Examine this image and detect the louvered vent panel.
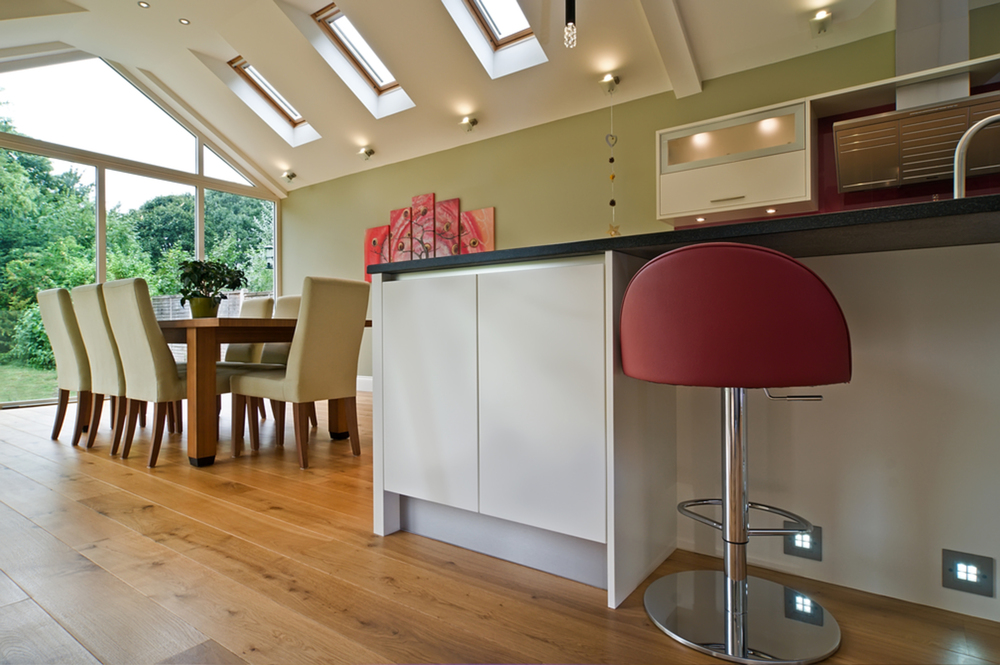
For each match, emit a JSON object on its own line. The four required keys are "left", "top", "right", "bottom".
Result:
{"left": 834, "top": 120, "right": 900, "bottom": 191}
{"left": 966, "top": 100, "right": 1000, "bottom": 176}
{"left": 899, "top": 108, "right": 968, "bottom": 183}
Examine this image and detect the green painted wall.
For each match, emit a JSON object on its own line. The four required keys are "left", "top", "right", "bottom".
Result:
{"left": 971, "top": 2, "right": 1000, "bottom": 59}
{"left": 282, "top": 33, "right": 896, "bottom": 376}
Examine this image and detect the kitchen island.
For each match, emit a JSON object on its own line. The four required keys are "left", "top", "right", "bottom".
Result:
{"left": 369, "top": 194, "right": 1000, "bottom": 612}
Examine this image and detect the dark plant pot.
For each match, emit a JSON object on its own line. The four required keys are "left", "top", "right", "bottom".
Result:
{"left": 189, "top": 297, "right": 219, "bottom": 318}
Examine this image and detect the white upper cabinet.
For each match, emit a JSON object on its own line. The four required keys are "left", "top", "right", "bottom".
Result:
{"left": 657, "top": 102, "right": 818, "bottom": 226}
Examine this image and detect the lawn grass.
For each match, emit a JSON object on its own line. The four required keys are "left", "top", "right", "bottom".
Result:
{"left": 0, "top": 363, "right": 59, "bottom": 403}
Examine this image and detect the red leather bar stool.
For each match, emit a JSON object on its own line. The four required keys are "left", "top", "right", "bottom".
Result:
{"left": 620, "top": 242, "right": 851, "bottom": 665}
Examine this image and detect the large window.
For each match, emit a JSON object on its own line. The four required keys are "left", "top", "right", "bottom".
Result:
{"left": 0, "top": 55, "right": 277, "bottom": 405}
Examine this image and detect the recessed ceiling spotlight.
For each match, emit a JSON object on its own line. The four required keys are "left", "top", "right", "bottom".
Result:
{"left": 696, "top": 217, "right": 706, "bottom": 223}
{"left": 359, "top": 147, "right": 375, "bottom": 160}
{"left": 766, "top": 208, "right": 777, "bottom": 214}
{"left": 814, "top": 9, "right": 830, "bottom": 20}
{"left": 179, "top": 17, "right": 190, "bottom": 25}
{"left": 138, "top": 1, "right": 150, "bottom": 7}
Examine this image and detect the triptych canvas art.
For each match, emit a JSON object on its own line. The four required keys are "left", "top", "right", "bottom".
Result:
{"left": 364, "top": 193, "right": 495, "bottom": 282}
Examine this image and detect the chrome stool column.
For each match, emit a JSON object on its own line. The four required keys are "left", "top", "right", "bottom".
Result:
{"left": 619, "top": 242, "right": 852, "bottom": 665}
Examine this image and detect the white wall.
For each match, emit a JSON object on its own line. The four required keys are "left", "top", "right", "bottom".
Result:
{"left": 676, "top": 242, "right": 1000, "bottom": 621}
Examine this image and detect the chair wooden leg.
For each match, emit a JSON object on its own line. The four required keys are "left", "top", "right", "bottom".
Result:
{"left": 344, "top": 396, "right": 361, "bottom": 456}
{"left": 166, "top": 400, "right": 176, "bottom": 434}
{"left": 109, "top": 395, "right": 116, "bottom": 423}
{"left": 72, "top": 390, "right": 92, "bottom": 447}
{"left": 292, "top": 403, "right": 309, "bottom": 469}
{"left": 111, "top": 396, "right": 127, "bottom": 454}
{"left": 86, "top": 393, "right": 104, "bottom": 449}
{"left": 121, "top": 399, "right": 141, "bottom": 459}
{"left": 257, "top": 399, "right": 267, "bottom": 420}
{"left": 232, "top": 393, "right": 246, "bottom": 457}
{"left": 270, "top": 400, "right": 285, "bottom": 448}
{"left": 307, "top": 402, "right": 317, "bottom": 428}
{"left": 147, "top": 402, "right": 168, "bottom": 468}
{"left": 248, "top": 397, "right": 261, "bottom": 451}
{"left": 137, "top": 401, "right": 146, "bottom": 428}
{"left": 51, "top": 389, "right": 70, "bottom": 440}
{"left": 175, "top": 400, "right": 183, "bottom": 433}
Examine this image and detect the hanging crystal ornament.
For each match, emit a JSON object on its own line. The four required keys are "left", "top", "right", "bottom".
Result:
{"left": 606, "top": 78, "right": 618, "bottom": 231}
{"left": 564, "top": 0, "right": 577, "bottom": 48}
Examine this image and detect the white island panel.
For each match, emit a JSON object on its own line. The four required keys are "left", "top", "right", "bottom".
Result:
{"left": 382, "top": 273, "right": 479, "bottom": 512}
{"left": 478, "top": 262, "right": 607, "bottom": 543}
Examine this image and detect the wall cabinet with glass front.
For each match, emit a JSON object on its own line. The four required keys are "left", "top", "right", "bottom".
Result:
{"left": 657, "top": 102, "right": 818, "bottom": 226}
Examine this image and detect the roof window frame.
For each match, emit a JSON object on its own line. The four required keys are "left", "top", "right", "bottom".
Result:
{"left": 228, "top": 56, "right": 306, "bottom": 127}
{"left": 312, "top": 3, "right": 399, "bottom": 95}
{"left": 463, "top": 0, "right": 533, "bottom": 50}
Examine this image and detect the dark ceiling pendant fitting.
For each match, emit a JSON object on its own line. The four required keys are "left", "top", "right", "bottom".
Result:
{"left": 564, "top": 0, "right": 576, "bottom": 48}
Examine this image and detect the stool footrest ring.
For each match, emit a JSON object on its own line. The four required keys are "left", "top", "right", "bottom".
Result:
{"left": 678, "top": 499, "right": 814, "bottom": 537}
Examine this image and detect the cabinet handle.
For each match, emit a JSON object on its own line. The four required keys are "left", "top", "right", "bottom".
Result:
{"left": 710, "top": 195, "right": 746, "bottom": 203}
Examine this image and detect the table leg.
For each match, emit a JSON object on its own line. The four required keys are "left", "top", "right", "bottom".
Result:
{"left": 329, "top": 398, "right": 349, "bottom": 440}
{"left": 187, "top": 326, "right": 219, "bottom": 466}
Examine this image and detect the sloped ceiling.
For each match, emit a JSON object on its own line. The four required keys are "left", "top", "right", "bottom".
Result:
{"left": 0, "top": 0, "right": 912, "bottom": 196}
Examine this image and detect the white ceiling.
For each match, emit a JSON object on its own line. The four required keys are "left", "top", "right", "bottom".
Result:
{"left": 0, "top": 0, "right": 919, "bottom": 197}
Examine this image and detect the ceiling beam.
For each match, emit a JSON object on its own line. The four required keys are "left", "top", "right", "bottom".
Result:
{"left": 639, "top": 0, "right": 701, "bottom": 98}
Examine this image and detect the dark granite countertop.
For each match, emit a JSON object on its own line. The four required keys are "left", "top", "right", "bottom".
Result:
{"left": 369, "top": 194, "right": 1000, "bottom": 275}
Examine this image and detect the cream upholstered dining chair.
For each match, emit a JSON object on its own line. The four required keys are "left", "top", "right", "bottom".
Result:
{"left": 37, "top": 288, "right": 92, "bottom": 446}
{"left": 232, "top": 294, "right": 315, "bottom": 449}
{"left": 224, "top": 296, "right": 274, "bottom": 364}
{"left": 71, "top": 283, "right": 128, "bottom": 451}
{"left": 231, "top": 277, "right": 369, "bottom": 468}
{"left": 103, "top": 278, "right": 246, "bottom": 467}
{"left": 223, "top": 295, "right": 273, "bottom": 422}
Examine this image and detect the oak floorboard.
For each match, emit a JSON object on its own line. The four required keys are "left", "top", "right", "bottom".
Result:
{"left": 157, "top": 639, "right": 249, "bottom": 665}
{"left": 0, "top": 598, "right": 101, "bottom": 665}
{"left": 0, "top": 501, "right": 208, "bottom": 665}
{"left": 0, "top": 570, "right": 26, "bottom": 607}
{"left": 79, "top": 531, "right": 388, "bottom": 665}
{"left": 80, "top": 491, "right": 545, "bottom": 664}
{"left": 0, "top": 394, "right": 998, "bottom": 664}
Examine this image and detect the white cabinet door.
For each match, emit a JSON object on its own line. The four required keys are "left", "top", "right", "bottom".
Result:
{"left": 383, "top": 274, "right": 479, "bottom": 512}
{"left": 478, "top": 262, "right": 607, "bottom": 543}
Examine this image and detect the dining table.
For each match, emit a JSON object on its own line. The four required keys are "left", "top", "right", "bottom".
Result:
{"left": 159, "top": 316, "right": 373, "bottom": 467}
{"left": 159, "top": 317, "right": 296, "bottom": 466}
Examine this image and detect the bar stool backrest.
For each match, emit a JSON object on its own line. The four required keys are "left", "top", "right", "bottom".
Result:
{"left": 620, "top": 242, "right": 852, "bottom": 389}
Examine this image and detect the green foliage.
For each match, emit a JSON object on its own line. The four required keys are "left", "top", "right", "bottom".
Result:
{"left": 177, "top": 259, "right": 246, "bottom": 305}
{"left": 132, "top": 194, "right": 194, "bottom": 264}
{"left": 5, "top": 304, "right": 54, "bottom": 370}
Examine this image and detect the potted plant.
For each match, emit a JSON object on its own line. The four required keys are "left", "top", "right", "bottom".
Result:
{"left": 178, "top": 259, "right": 246, "bottom": 318}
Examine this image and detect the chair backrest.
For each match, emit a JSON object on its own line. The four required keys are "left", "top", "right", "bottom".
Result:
{"left": 72, "top": 283, "right": 126, "bottom": 397}
{"left": 103, "top": 278, "right": 185, "bottom": 403}
{"left": 620, "top": 242, "right": 852, "bottom": 388}
{"left": 37, "top": 288, "right": 91, "bottom": 393}
{"left": 224, "top": 295, "right": 274, "bottom": 363}
{"left": 284, "top": 277, "right": 369, "bottom": 403}
{"left": 259, "top": 295, "right": 301, "bottom": 365}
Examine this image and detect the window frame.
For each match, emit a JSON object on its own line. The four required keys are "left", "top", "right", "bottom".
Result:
{"left": 228, "top": 56, "right": 306, "bottom": 127}
{"left": 463, "top": 0, "right": 533, "bottom": 50}
{"left": 312, "top": 3, "right": 400, "bottom": 95}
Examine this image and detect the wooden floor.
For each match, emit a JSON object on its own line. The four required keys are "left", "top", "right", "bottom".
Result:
{"left": 0, "top": 395, "right": 997, "bottom": 665}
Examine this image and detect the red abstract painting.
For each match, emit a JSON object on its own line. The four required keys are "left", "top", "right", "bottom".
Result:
{"left": 434, "top": 198, "right": 460, "bottom": 257}
{"left": 459, "top": 207, "right": 495, "bottom": 254}
{"left": 411, "top": 193, "right": 435, "bottom": 260}
{"left": 389, "top": 207, "right": 412, "bottom": 263}
{"left": 363, "top": 225, "right": 389, "bottom": 283}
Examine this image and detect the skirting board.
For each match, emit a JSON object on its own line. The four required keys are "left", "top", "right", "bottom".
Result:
{"left": 357, "top": 375, "right": 372, "bottom": 392}
{"left": 400, "top": 496, "right": 608, "bottom": 589}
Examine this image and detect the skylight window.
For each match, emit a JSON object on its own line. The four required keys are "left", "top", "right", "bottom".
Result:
{"left": 467, "top": 0, "right": 532, "bottom": 49}
{"left": 313, "top": 4, "right": 397, "bottom": 93}
{"left": 228, "top": 56, "right": 305, "bottom": 127}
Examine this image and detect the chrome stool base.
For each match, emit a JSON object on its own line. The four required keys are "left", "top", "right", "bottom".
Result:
{"left": 645, "top": 571, "right": 841, "bottom": 665}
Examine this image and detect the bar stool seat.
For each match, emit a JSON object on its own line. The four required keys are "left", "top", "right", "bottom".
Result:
{"left": 620, "top": 242, "right": 852, "bottom": 665}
